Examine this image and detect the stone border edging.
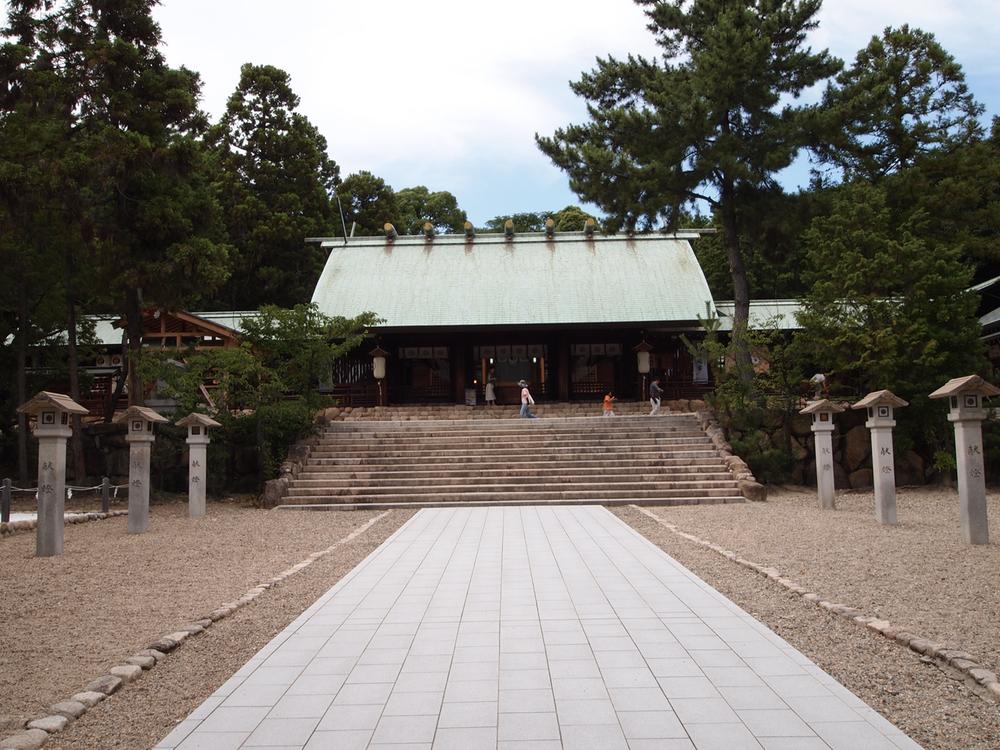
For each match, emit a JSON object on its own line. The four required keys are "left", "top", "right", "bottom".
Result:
{"left": 697, "top": 409, "right": 768, "bottom": 502}
{"left": 630, "top": 505, "right": 1000, "bottom": 704}
{"left": 0, "top": 510, "right": 392, "bottom": 750}
{"left": 0, "top": 510, "right": 129, "bottom": 539}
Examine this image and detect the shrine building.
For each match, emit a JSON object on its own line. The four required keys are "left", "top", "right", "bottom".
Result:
{"left": 308, "top": 227, "right": 720, "bottom": 406}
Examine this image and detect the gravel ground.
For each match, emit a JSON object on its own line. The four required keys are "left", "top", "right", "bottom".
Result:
{"left": 635, "top": 487, "right": 1000, "bottom": 676}
{"left": 0, "top": 500, "right": 409, "bottom": 733}
{"left": 617, "top": 499, "right": 1000, "bottom": 750}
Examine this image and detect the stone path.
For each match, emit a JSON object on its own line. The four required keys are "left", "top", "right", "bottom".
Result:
{"left": 156, "top": 506, "right": 923, "bottom": 750}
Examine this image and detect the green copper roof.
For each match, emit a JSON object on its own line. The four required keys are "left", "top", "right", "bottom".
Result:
{"left": 311, "top": 232, "right": 716, "bottom": 328}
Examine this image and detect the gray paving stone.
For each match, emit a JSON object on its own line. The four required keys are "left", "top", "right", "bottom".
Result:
{"left": 438, "top": 701, "right": 498, "bottom": 728}
{"left": 560, "top": 723, "right": 629, "bottom": 750}
{"left": 244, "top": 717, "right": 319, "bottom": 747}
{"left": 617, "top": 709, "right": 687, "bottom": 739}
{"left": 159, "top": 506, "right": 921, "bottom": 750}
{"left": 686, "top": 723, "right": 765, "bottom": 749}
{"left": 371, "top": 715, "right": 437, "bottom": 744}
{"left": 433, "top": 727, "right": 497, "bottom": 749}
{"left": 497, "top": 711, "right": 560, "bottom": 741}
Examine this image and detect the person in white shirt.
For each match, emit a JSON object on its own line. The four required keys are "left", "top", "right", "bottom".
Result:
{"left": 518, "top": 379, "right": 536, "bottom": 418}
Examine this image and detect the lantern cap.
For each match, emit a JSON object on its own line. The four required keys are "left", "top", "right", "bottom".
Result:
{"left": 113, "top": 405, "right": 169, "bottom": 425}
{"left": 369, "top": 345, "right": 390, "bottom": 358}
{"left": 929, "top": 374, "right": 1000, "bottom": 399}
{"left": 852, "top": 390, "right": 908, "bottom": 410}
{"left": 799, "top": 399, "right": 846, "bottom": 415}
{"left": 632, "top": 340, "right": 654, "bottom": 353}
{"left": 17, "top": 391, "right": 89, "bottom": 416}
{"left": 176, "top": 412, "right": 222, "bottom": 429}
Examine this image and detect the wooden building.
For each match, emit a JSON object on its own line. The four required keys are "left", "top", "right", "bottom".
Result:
{"left": 310, "top": 230, "right": 718, "bottom": 406}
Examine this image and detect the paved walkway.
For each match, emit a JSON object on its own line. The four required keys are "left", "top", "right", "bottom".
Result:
{"left": 156, "top": 507, "right": 922, "bottom": 750}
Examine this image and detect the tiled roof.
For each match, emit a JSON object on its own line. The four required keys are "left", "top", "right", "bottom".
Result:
{"left": 310, "top": 232, "right": 716, "bottom": 328}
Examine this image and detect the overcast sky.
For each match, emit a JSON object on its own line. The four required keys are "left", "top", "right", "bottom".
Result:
{"left": 8, "top": 1, "right": 1000, "bottom": 224}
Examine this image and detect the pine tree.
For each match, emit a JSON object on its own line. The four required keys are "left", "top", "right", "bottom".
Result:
{"left": 537, "top": 0, "right": 839, "bottom": 379}
{"left": 209, "top": 63, "right": 340, "bottom": 308}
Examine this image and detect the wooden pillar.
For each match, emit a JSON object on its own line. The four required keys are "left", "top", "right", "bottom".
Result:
{"left": 452, "top": 344, "right": 466, "bottom": 404}
{"left": 557, "top": 335, "right": 570, "bottom": 402}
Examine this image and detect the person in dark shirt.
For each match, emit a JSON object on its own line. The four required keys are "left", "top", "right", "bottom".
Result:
{"left": 649, "top": 377, "right": 663, "bottom": 416}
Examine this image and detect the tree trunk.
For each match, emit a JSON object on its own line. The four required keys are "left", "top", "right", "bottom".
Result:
{"left": 66, "top": 296, "right": 88, "bottom": 481}
{"left": 125, "top": 288, "right": 144, "bottom": 406}
{"left": 15, "top": 290, "right": 29, "bottom": 483}
{"left": 720, "top": 176, "right": 753, "bottom": 383}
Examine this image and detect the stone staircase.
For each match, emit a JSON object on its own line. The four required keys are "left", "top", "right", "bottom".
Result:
{"left": 280, "top": 408, "right": 744, "bottom": 510}
{"left": 329, "top": 400, "right": 708, "bottom": 422}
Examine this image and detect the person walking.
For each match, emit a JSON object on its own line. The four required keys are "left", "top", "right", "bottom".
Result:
{"left": 485, "top": 369, "right": 497, "bottom": 407}
{"left": 519, "top": 379, "right": 537, "bottom": 418}
{"left": 649, "top": 377, "right": 663, "bottom": 416}
{"left": 603, "top": 391, "right": 617, "bottom": 417}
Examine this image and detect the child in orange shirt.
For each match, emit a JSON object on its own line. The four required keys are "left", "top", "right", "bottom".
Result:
{"left": 603, "top": 392, "right": 616, "bottom": 417}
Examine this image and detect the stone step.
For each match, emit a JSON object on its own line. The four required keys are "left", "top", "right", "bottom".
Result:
{"left": 313, "top": 436, "right": 713, "bottom": 452}
{"left": 319, "top": 429, "right": 706, "bottom": 445}
{"left": 305, "top": 453, "right": 724, "bottom": 469}
{"left": 285, "top": 486, "right": 742, "bottom": 504}
{"left": 329, "top": 415, "right": 699, "bottom": 431}
{"left": 297, "top": 465, "right": 732, "bottom": 480}
{"left": 288, "top": 476, "right": 740, "bottom": 493}
{"left": 304, "top": 448, "right": 718, "bottom": 464}
{"left": 279, "top": 496, "right": 742, "bottom": 511}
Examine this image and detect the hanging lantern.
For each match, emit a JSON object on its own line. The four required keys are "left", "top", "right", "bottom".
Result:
{"left": 370, "top": 345, "right": 389, "bottom": 380}
{"left": 633, "top": 339, "right": 654, "bottom": 374}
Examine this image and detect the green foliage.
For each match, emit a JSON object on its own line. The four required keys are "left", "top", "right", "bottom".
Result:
{"left": 480, "top": 206, "right": 597, "bottom": 234}
{"left": 208, "top": 63, "right": 341, "bottom": 309}
{"left": 731, "top": 434, "right": 796, "bottom": 485}
{"left": 797, "top": 181, "right": 984, "bottom": 457}
{"left": 395, "top": 186, "right": 467, "bottom": 234}
{"left": 537, "top": 0, "right": 841, "bottom": 375}
{"left": 339, "top": 171, "right": 400, "bottom": 236}
{"left": 817, "top": 25, "right": 984, "bottom": 182}
{"left": 141, "top": 304, "right": 382, "bottom": 414}
{"left": 138, "top": 304, "right": 381, "bottom": 485}
{"left": 252, "top": 401, "right": 317, "bottom": 480}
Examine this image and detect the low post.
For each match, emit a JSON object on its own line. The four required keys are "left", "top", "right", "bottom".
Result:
{"left": 1, "top": 478, "right": 10, "bottom": 523}
{"left": 799, "top": 399, "right": 845, "bottom": 510}
{"left": 930, "top": 375, "right": 1000, "bottom": 545}
{"left": 114, "top": 406, "right": 169, "bottom": 534}
{"left": 101, "top": 476, "right": 110, "bottom": 514}
{"left": 852, "top": 390, "right": 908, "bottom": 524}
{"left": 16, "top": 392, "right": 89, "bottom": 556}
{"left": 175, "top": 413, "right": 221, "bottom": 519}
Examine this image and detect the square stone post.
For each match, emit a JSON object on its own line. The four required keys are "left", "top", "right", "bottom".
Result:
{"left": 930, "top": 375, "right": 1000, "bottom": 545}
{"left": 176, "top": 413, "right": 221, "bottom": 518}
{"left": 800, "top": 399, "right": 845, "bottom": 510}
{"left": 115, "top": 406, "right": 169, "bottom": 534}
{"left": 16, "top": 392, "right": 89, "bottom": 557}
{"left": 852, "top": 390, "right": 908, "bottom": 525}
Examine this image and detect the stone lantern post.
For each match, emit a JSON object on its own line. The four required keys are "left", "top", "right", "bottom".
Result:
{"left": 16, "top": 392, "right": 89, "bottom": 557}
{"left": 930, "top": 375, "right": 1000, "bottom": 544}
{"left": 852, "top": 390, "right": 908, "bottom": 524}
{"left": 114, "top": 406, "right": 169, "bottom": 534}
{"left": 799, "top": 399, "right": 845, "bottom": 510}
{"left": 176, "top": 413, "right": 221, "bottom": 518}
